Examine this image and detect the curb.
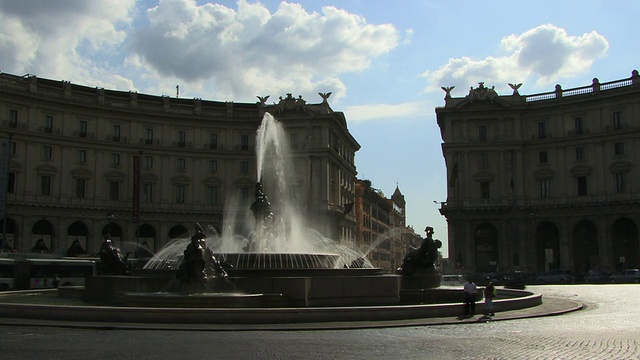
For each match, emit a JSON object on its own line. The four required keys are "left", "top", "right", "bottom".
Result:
{"left": 0, "top": 290, "right": 584, "bottom": 331}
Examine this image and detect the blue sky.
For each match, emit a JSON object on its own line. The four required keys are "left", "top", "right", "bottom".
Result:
{"left": 1, "top": 0, "right": 639, "bottom": 257}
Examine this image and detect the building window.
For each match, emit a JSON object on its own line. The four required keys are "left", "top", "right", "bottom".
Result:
{"left": 479, "top": 153, "right": 489, "bottom": 168}
{"left": 8, "top": 110, "right": 18, "bottom": 127}
{"left": 538, "top": 122, "right": 547, "bottom": 139}
{"left": 111, "top": 153, "right": 121, "bottom": 167}
{"left": 7, "top": 173, "right": 15, "bottom": 193}
{"left": 240, "top": 161, "right": 249, "bottom": 175}
{"left": 479, "top": 181, "right": 490, "bottom": 200}
{"left": 290, "top": 133, "right": 298, "bottom": 149}
{"left": 178, "top": 131, "right": 186, "bottom": 147}
{"left": 576, "top": 147, "right": 586, "bottom": 161}
{"left": 177, "top": 158, "right": 186, "bottom": 171}
{"left": 145, "top": 128, "right": 154, "bottom": 144}
{"left": 574, "top": 117, "right": 584, "bottom": 135}
{"left": 9, "top": 141, "right": 15, "bottom": 155}
{"left": 40, "top": 175, "right": 52, "bottom": 196}
{"left": 209, "top": 160, "right": 218, "bottom": 173}
{"left": 538, "top": 151, "right": 548, "bottom": 164}
{"left": 239, "top": 187, "right": 250, "bottom": 205}
{"left": 144, "top": 156, "right": 153, "bottom": 169}
{"left": 210, "top": 133, "right": 218, "bottom": 149}
{"left": 75, "top": 178, "right": 86, "bottom": 198}
{"left": 614, "top": 142, "right": 625, "bottom": 156}
{"left": 539, "top": 179, "right": 550, "bottom": 198}
{"left": 240, "top": 134, "right": 249, "bottom": 151}
{"left": 78, "top": 120, "right": 88, "bottom": 137}
{"left": 44, "top": 115, "right": 53, "bottom": 133}
{"left": 42, "top": 146, "right": 52, "bottom": 160}
{"left": 176, "top": 185, "right": 186, "bottom": 204}
{"left": 613, "top": 111, "right": 622, "bottom": 129}
{"left": 142, "top": 183, "right": 154, "bottom": 202}
{"left": 478, "top": 126, "right": 488, "bottom": 142}
{"left": 77, "top": 150, "right": 87, "bottom": 164}
{"left": 615, "top": 172, "right": 627, "bottom": 193}
{"left": 112, "top": 124, "right": 121, "bottom": 140}
{"left": 109, "top": 181, "right": 120, "bottom": 201}
{"left": 577, "top": 176, "right": 588, "bottom": 196}
{"left": 207, "top": 186, "right": 218, "bottom": 205}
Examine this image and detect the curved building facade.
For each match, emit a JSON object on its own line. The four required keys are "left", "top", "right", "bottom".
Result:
{"left": 437, "top": 71, "right": 640, "bottom": 277}
{"left": 0, "top": 73, "right": 359, "bottom": 256}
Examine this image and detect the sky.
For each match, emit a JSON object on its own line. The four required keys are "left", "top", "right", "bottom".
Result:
{"left": 1, "top": 0, "right": 639, "bottom": 257}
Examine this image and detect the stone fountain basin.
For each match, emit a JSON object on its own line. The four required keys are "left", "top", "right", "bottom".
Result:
{"left": 212, "top": 252, "right": 342, "bottom": 270}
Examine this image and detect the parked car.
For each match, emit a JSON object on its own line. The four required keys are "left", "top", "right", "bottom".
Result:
{"left": 536, "top": 269, "right": 574, "bottom": 284}
{"left": 585, "top": 269, "right": 611, "bottom": 283}
{"left": 609, "top": 269, "right": 640, "bottom": 283}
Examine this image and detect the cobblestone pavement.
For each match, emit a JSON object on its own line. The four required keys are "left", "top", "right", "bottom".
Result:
{"left": 1, "top": 285, "right": 639, "bottom": 360}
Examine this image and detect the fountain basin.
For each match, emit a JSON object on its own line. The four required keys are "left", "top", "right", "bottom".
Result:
{"left": 214, "top": 252, "right": 341, "bottom": 270}
{"left": 113, "top": 292, "right": 286, "bottom": 308}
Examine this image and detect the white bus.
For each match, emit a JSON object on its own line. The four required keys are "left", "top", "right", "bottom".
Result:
{"left": 0, "top": 258, "right": 15, "bottom": 291}
{"left": 0, "top": 256, "right": 96, "bottom": 290}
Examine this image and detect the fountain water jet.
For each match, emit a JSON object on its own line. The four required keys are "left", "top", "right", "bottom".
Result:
{"left": 144, "top": 113, "right": 373, "bottom": 271}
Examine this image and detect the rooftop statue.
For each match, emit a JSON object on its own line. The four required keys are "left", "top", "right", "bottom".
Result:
{"left": 466, "top": 82, "right": 498, "bottom": 102}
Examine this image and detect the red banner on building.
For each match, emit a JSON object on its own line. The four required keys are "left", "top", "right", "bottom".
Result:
{"left": 132, "top": 155, "right": 140, "bottom": 223}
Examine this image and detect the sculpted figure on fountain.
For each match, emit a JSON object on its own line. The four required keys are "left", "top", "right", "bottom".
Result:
{"left": 397, "top": 226, "right": 442, "bottom": 276}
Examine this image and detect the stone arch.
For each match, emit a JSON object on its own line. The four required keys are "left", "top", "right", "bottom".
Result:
{"left": 168, "top": 224, "right": 189, "bottom": 239}
{"left": 0, "top": 218, "right": 19, "bottom": 250}
{"left": 474, "top": 222, "right": 499, "bottom": 273}
{"left": 610, "top": 217, "right": 639, "bottom": 271}
{"left": 572, "top": 219, "right": 599, "bottom": 275}
{"left": 535, "top": 221, "right": 560, "bottom": 272}
{"left": 101, "top": 222, "right": 125, "bottom": 248}
{"left": 135, "top": 223, "right": 157, "bottom": 253}
{"left": 67, "top": 221, "right": 90, "bottom": 254}
{"left": 31, "top": 219, "right": 55, "bottom": 252}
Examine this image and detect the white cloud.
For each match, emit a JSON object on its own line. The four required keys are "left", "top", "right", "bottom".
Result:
{"left": 127, "top": 0, "right": 399, "bottom": 101}
{"left": 424, "top": 24, "right": 609, "bottom": 96}
{"left": 0, "top": 0, "right": 398, "bottom": 102}
{"left": 0, "top": 0, "right": 135, "bottom": 86}
{"left": 345, "top": 101, "right": 430, "bottom": 123}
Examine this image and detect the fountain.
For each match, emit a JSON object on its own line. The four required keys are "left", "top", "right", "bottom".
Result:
{"left": 0, "top": 112, "right": 545, "bottom": 325}
{"left": 85, "top": 113, "right": 398, "bottom": 307}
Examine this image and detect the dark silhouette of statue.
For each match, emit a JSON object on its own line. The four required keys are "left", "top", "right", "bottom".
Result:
{"left": 175, "top": 223, "right": 229, "bottom": 292}
{"left": 250, "top": 181, "right": 274, "bottom": 229}
{"left": 66, "top": 239, "right": 87, "bottom": 257}
{"left": 99, "top": 235, "right": 130, "bottom": 275}
{"left": 397, "top": 226, "right": 442, "bottom": 275}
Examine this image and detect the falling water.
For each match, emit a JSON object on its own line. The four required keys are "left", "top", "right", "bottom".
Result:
{"left": 144, "top": 113, "right": 373, "bottom": 270}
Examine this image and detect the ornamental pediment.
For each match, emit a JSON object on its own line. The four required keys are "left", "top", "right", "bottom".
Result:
{"left": 570, "top": 164, "right": 593, "bottom": 177}
{"left": 608, "top": 160, "right": 632, "bottom": 173}
{"left": 533, "top": 168, "right": 555, "bottom": 179}
{"left": 473, "top": 170, "right": 495, "bottom": 181}
{"left": 203, "top": 176, "right": 223, "bottom": 185}
{"left": 105, "top": 170, "right": 126, "bottom": 181}
{"left": 451, "top": 82, "right": 512, "bottom": 109}
{"left": 36, "top": 164, "right": 57, "bottom": 175}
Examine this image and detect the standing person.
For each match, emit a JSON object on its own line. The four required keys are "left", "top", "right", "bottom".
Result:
{"left": 463, "top": 278, "right": 478, "bottom": 317}
{"left": 484, "top": 280, "right": 496, "bottom": 316}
